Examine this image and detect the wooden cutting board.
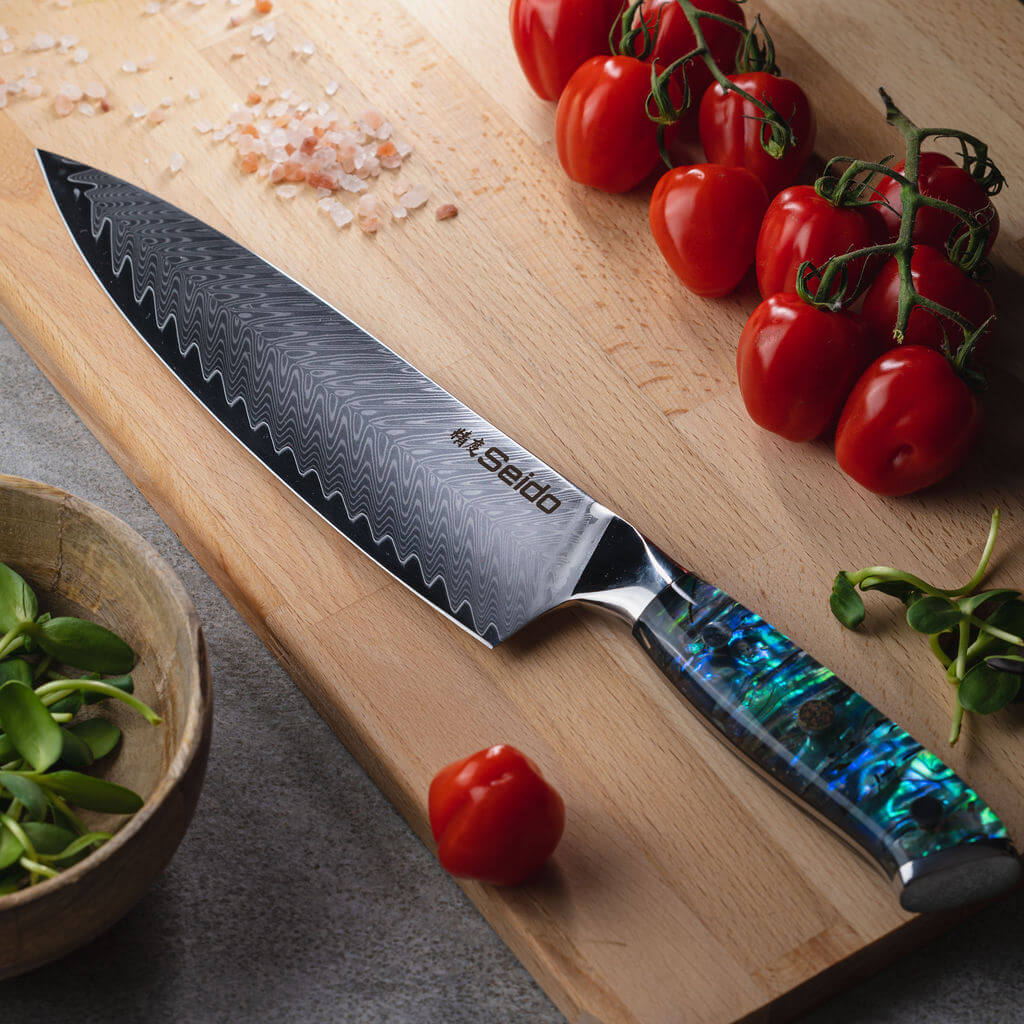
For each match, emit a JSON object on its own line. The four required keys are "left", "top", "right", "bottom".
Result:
{"left": 2, "top": 1, "right": 1023, "bottom": 1020}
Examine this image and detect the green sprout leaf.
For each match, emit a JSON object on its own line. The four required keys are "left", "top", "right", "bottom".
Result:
{"left": 958, "top": 661, "right": 1021, "bottom": 715}
{"left": 0, "top": 563, "right": 38, "bottom": 634}
{"left": 958, "top": 588, "right": 1019, "bottom": 617}
{"left": 20, "top": 823, "right": 76, "bottom": 857}
{"left": 48, "top": 691, "right": 83, "bottom": 716}
{"left": 34, "top": 771, "right": 144, "bottom": 814}
{"left": 830, "top": 573, "right": 865, "bottom": 629}
{"left": 858, "top": 578, "right": 922, "bottom": 604}
{"left": 0, "top": 681, "right": 63, "bottom": 772}
{"left": 907, "top": 595, "right": 963, "bottom": 634}
{"left": 58, "top": 728, "right": 95, "bottom": 770}
{"left": 0, "top": 659, "right": 33, "bottom": 686}
{"left": 0, "top": 771, "right": 48, "bottom": 820}
{"left": 0, "top": 824, "right": 24, "bottom": 871}
{"left": 26, "top": 618, "right": 135, "bottom": 675}
{"left": 69, "top": 718, "right": 121, "bottom": 760}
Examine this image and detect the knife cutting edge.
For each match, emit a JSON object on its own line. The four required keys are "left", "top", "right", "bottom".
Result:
{"left": 38, "top": 150, "right": 1020, "bottom": 913}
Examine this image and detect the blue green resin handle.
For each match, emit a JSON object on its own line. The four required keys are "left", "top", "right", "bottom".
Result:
{"left": 633, "top": 573, "right": 1020, "bottom": 912}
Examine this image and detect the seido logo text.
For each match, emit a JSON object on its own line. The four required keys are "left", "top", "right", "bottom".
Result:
{"left": 450, "top": 428, "right": 561, "bottom": 515}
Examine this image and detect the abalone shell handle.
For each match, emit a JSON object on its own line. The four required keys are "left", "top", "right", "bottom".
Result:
{"left": 633, "top": 573, "right": 1020, "bottom": 912}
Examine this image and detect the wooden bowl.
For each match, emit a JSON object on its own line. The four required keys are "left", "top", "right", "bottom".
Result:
{"left": 0, "top": 474, "right": 212, "bottom": 978}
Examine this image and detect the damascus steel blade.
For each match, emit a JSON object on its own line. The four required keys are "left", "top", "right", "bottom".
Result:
{"left": 39, "top": 151, "right": 614, "bottom": 646}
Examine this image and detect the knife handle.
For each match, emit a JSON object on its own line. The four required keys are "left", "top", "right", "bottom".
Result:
{"left": 632, "top": 572, "right": 1020, "bottom": 912}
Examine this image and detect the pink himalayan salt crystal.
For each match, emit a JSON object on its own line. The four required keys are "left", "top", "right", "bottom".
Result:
{"left": 144, "top": 2, "right": 162, "bottom": 14}
{"left": 330, "top": 205, "right": 353, "bottom": 229}
{"left": 24, "top": 81, "right": 43, "bottom": 99}
{"left": 324, "top": 79, "right": 339, "bottom": 97}
{"left": 169, "top": 151, "right": 184, "bottom": 173}
{"left": 358, "top": 108, "right": 384, "bottom": 132}
{"left": 147, "top": 107, "right": 166, "bottom": 124}
{"left": 84, "top": 81, "right": 106, "bottom": 99}
{"left": 58, "top": 33, "right": 78, "bottom": 51}
{"left": 435, "top": 203, "right": 458, "bottom": 221}
{"left": 160, "top": 95, "right": 174, "bottom": 107}
{"left": 59, "top": 81, "right": 84, "bottom": 101}
{"left": 194, "top": 119, "right": 213, "bottom": 133}
{"left": 2, "top": 43, "right": 13, "bottom": 55}
{"left": 122, "top": 61, "right": 138, "bottom": 73}
{"left": 73, "top": 47, "right": 88, "bottom": 63}
{"left": 275, "top": 184, "right": 299, "bottom": 199}
{"left": 31, "top": 33, "right": 56, "bottom": 51}
{"left": 229, "top": 14, "right": 243, "bottom": 26}
{"left": 230, "top": 46, "right": 246, "bottom": 59}
{"left": 391, "top": 205, "right": 406, "bottom": 220}
{"left": 131, "top": 103, "right": 148, "bottom": 118}
{"left": 139, "top": 55, "right": 156, "bottom": 70}
{"left": 187, "top": 86, "right": 201, "bottom": 101}
{"left": 54, "top": 93, "right": 75, "bottom": 117}
{"left": 398, "top": 183, "right": 428, "bottom": 210}
{"left": 79, "top": 101, "right": 95, "bottom": 116}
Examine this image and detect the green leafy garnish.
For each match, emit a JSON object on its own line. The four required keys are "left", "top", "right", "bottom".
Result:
{"left": 829, "top": 510, "right": 1023, "bottom": 744}
{"left": 0, "top": 560, "right": 160, "bottom": 893}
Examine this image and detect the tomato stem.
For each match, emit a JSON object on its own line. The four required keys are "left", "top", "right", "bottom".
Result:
{"left": 645, "top": 0, "right": 796, "bottom": 168}
{"left": 802, "top": 90, "right": 1003, "bottom": 377}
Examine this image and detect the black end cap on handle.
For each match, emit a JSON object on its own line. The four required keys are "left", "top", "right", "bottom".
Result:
{"left": 899, "top": 841, "right": 1022, "bottom": 913}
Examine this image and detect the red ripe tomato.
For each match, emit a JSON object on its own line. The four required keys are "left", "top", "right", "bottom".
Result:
{"left": 755, "top": 186, "right": 890, "bottom": 300}
{"left": 555, "top": 55, "right": 661, "bottom": 193}
{"left": 428, "top": 745, "right": 565, "bottom": 886}
{"left": 649, "top": 163, "right": 768, "bottom": 296}
{"left": 835, "top": 346, "right": 981, "bottom": 496}
{"left": 736, "top": 294, "right": 884, "bottom": 442}
{"left": 509, "top": 0, "right": 623, "bottom": 102}
{"left": 635, "top": 0, "right": 746, "bottom": 106}
{"left": 699, "top": 72, "right": 816, "bottom": 196}
{"left": 861, "top": 245, "right": 994, "bottom": 353}
{"left": 875, "top": 152, "right": 999, "bottom": 256}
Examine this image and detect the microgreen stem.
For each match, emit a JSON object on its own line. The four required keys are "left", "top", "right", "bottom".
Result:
{"left": 47, "top": 793, "right": 88, "bottom": 836}
{"left": 949, "top": 702, "right": 965, "bottom": 745}
{"left": 35, "top": 680, "right": 161, "bottom": 725}
{"left": 961, "top": 509, "right": 1001, "bottom": 596}
{"left": 0, "top": 812, "right": 36, "bottom": 862}
{"left": 0, "top": 623, "right": 28, "bottom": 662}
{"left": 963, "top": 615, "right": 1024, "bottom": 649}
{"left": 19, "top": 857, "right": 58, "bottom": 880}
{"left": 929, "top": 633, "right": 952, "bottom": 670}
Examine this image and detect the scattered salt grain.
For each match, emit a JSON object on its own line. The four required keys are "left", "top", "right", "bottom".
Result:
{"left": 398, "top": 183, "right": 428, "bottom": 210}
{"left": 24, "top": 82, "right": 44, "bottom": 99}
{"left": 139, "top": 55, "right": 156, "bottom": 70}
{"left": 324, "top": 79, "right": 339, "bottom": 97}
{"left": 79, "top": 101, "right": 95, "bottom": 116}
{"left": 144, "top": 2, "right": 162, "bottom": 14}
{"left": 84, "top": 81, "right": 106, "bottom": 99}
{"left": 229, "top": 14, "right": 244, "bottom": 26}
{"left": 58, "top": 34, "right": 77, "bottom": 51}
{"left": 230, "top": 46, "right": 246, "bottom": 59}
{"left": 186, "top": 86, "right": 201, "bottom": 101}
{"left": 2, "top": 43, "right": 13, "bottom": 55}
{"left": 275, "top": 184, "right": 299, "bottom": 199}
{"left": 121, "top": 60, "right": 138, "bottom": 73}
{"left": 147, "top": 107, "right": 166, "bottom": 124}
{"left": 254, "top": 0, "right": 273, "bottom": 11}
{"left": 194, "top": 119, "right": 213, "bottom": 133}
{"left": 391, "top": 206, "right": 406, "bottom": 220}
{"left": 56, "top": 0, "right": 73, "bottom": 8}
{"left": 169, "top": 151, "right": 184, "bottom": 173}
{"left": 0, "top": 27, "right": 8, "bottom": 42}
{"left": 160, "top": 95, "right": 174, "bottom": 107}
{"left": 131, "top": 102, "right": 148, "bottom": 118}
{"left": 54, "top": 93, "right": 75, "bottom": 117}
{"left": 31, "top": 33, "right": 56, "bottom": 52}
{"left": 256, "top": 74, "right": 270, "bottom": 87}
{"left": 59, "top": 81, "right": 84, "bottom": 101}
{"left": 330, "top": 205, "right": 353, "bottom": 228}
{"left": 436, "top": 203, "right": 459, "bottom": 221}
{"left": 189, "top": 0, "right": 208, "bottom": 6}
{"left": 73, "top": 47, "right": 89, "bottom": 63}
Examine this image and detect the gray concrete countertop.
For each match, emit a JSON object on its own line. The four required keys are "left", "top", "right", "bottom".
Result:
{"left": 1, "top": 323, "right": 1022, "bottom": 1023}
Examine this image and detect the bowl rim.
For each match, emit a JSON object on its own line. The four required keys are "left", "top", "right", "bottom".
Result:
{"left": 0, "top": 473, "right": 212, "bottom": 908}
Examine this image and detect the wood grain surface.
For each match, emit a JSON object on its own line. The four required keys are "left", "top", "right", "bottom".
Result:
{"left": 1, "top": 1, "right": 1022, "bottom": 1020}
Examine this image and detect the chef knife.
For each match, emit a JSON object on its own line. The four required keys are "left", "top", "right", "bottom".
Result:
{"left": 38, "top": 150, "right": 1019, "bottom": 912}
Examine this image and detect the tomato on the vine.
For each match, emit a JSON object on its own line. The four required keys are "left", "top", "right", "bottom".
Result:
{"left": 509, "top": 0, "right": 623, "bottom": 102}
{"left": 860, "top": 245, "right": 994, "bottom": 354}
{"left": 699, "top": 72, "right": 815, "bottom": 196}
{"left": 835, "top": 346, "right": 981, "bottom": 496}
{"left": 634, "top": 0, "right": 745, "bottom": 107}
{"left": 875, "top": 151, "right": 999, "bottom": 256}
{"left": 737, "top": 294, "right": 883, "bottom": 442}
{"left": 754, "top": 186, "right": 889, "bottom": 300}
{"left": 650, "top": 163, "right": 768, "bottom": 296}
{"left": 555, "top": 55, "right": 661, "bottom": 193}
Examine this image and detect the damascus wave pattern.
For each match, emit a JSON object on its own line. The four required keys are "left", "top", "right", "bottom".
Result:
{"left": 635, "top": 574, "right": 1007, "bottom": 876}
{"left": 40, "top": 152, "right": 610, "bottom": 644}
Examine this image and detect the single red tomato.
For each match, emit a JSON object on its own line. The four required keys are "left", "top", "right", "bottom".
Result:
{"left": 699, "top": 72, "right": 816, "bottom": 196}
{"left": 634, "top": 0, "right": 745, "bottom": 108}
{"left": 555, "top": 55, "right": 661, "bottom": 193}
{"left": 875, "top": 151, "right": 999, "bottom": 256}
{"left": 755, "top": 185, "right": 890, "bottom": 300}
{"left": 509, "top": 0, "right": 623, "bottom": 102}
{"left": 861, "top": 245, "right": 994, "bottom": 353}
{"left": 835, "top": 346, "right": 981, "bottom": 496}
{"left": 428, "top": 745, "right": 565, "bottom": 886}
{"left": 650, "top": 163, "right": 768, "bottom": 296}
{"left": 736, "top": 294, "right": 884, "bottom": 442}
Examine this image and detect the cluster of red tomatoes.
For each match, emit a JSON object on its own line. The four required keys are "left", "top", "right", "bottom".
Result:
{"left": 510, "top": 0, "right": 1002, "bottom": 497}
